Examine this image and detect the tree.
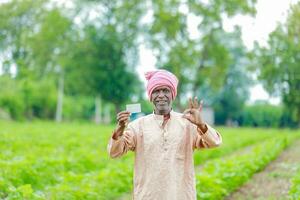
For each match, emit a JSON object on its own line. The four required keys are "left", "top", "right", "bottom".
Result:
{"left": 253, "top": 2, "right": 300, "bottom": 126}
{"left": 66, "top": 26, "right": 141, "bottom": 115}
{"left": 0, "top": 0, "right": 46, "bottom": 77}
{"left": 65, "top": 0, "right": 145, "bottom": 120}
{"left": 0, "top": 1, "right": 78, "bottom": 122}
{"left": 27, "top": 8, "right": 75, "bottom": 122}
{"left": 145, "top": 0, "right": 257, "bottom": 109}
{"left": 214, "top": 27, "right": 252, "bottom": 125}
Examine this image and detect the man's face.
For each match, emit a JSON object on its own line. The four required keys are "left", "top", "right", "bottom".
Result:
{"left": 151, "top": 86, "right": 172, "bottom": 115}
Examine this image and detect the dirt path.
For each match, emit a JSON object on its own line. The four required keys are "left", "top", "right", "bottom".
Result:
{"left": 226, "top": 139, "right": 300, "bottom": 200}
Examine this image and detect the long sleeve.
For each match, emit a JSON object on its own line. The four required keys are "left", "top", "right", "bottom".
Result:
{"left": 107, "top": 127, "right": 137, "bottom": 158}
{"left": 192, "top": 123, "right": 222, "bottom": 150}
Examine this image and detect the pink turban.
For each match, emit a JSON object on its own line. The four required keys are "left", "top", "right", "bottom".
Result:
{"left": 145, "top": 69, "right": 179, "bottom": 100}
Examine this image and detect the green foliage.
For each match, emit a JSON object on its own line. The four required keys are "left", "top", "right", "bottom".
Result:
{"left": 140, "top": 99, "right": 154, "bottom": 114}
{"left": 0, "top": 121, "right": 299, "bottom": 199}
{"left": 0, "top": 77, "right": 57, "bottom": 120}
{"left": 196, "top": 134, "right": 299, "bottom": 200}
{"left": 147, "top": 0, "right": 256, "bottom": 109}
{"left": 27, "top": 7, "right": 74, "bottom": 77}
{"left": 213, "top": 28, "right": 252, "bottom": 125}
{"left": 67, "top": 26, "right": 142, "bottom": 112}
{"left": 21, "top": 79, "right": 57, "bottom": 119}
{"left": 193, "top": 127, "right": 281, "bottom": 165}
{"left": 289, "top": 170, "right": 300, "bottom": 199}
{"left": 252, "top": 2, "right": 300, "bottom": 125}
{"left": 0, "top": 0, "right": 47, "bottom": 76}
{"left": 64, "top": 0, "right": 146, "bottom": 113}
{"left": 63, "top": 96, "right": 95, "bottom": 121}
{"left": 238, "top": 103, "right": 283, "bottom": 127}
{"left": 0, "top": 77, "right": 25, "bottom": 120}
{"left": 0, "top": 0, "right": 146, "bottom": 120}
{"left": 0, "top": 121, "right": 114, "bottom": 198}
{"left": 1, "top": 121, "right": 299, "bottom": 199}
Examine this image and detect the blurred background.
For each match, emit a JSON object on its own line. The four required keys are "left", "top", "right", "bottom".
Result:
{"left": 0, "top": 0, "right": 299, "bottom": 128}
{"left": 1, "top": 1, "right": 300, "bottom": 199}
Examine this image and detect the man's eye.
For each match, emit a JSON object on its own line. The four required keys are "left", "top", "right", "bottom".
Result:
{"left": 163, "top": 89, "right": 170, "bottom": 93}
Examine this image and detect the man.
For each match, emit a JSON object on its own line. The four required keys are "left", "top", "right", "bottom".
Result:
{"left": 108, "top": 69, "right": 222, "bottom": 200}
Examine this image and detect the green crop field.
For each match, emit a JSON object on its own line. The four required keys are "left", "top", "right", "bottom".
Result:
{"left": 0, "top": 121, "right": 299, "bottom": 199}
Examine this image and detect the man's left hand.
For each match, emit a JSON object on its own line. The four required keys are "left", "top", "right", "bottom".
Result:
{"left": 182, "top": 97, "right": 207, "bottom": 132}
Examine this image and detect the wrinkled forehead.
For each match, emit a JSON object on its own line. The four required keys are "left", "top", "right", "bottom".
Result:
{"left": 152, "top": 85, "right": 171, "bottom": 92}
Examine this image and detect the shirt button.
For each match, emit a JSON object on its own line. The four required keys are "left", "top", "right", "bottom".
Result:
{"left": 164, "top": 148, "right": 167, "bottom": 151}
{"left": 164, "top": 139, "right": 167, "bottom": 142}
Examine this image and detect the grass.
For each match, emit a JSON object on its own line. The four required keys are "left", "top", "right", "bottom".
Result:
{"left": 0, "top": 121, "right": 299, "bottom": 199}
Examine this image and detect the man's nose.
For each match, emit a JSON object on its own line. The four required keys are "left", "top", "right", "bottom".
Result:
{"left": 158, "top": 90, "right": 165, "bottom": 97}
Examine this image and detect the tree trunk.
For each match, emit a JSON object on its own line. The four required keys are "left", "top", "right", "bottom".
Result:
{"left": 115, "top": 103, "right": 121, "bottom": 114}
{"left": 104, "top": 104, "right": 111, "bottom": 124}
{"left": 55, "top": 71, "right": 64, "bottom": 122}
{"left": 95, "top": 95, "right": 102, "bottom": 124}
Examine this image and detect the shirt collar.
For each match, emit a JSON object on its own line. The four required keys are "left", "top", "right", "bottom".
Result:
{"left": 153, "top": 110, "right": 174, "bottom": 121}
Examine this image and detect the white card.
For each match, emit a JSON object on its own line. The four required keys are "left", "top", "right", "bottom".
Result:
{"left": 126, "top": 103, "right": 141, "bottom": 113}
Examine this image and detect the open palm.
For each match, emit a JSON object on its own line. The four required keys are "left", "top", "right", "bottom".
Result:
{"left": 182, "top": 97, "right": 204, "bottom": 126}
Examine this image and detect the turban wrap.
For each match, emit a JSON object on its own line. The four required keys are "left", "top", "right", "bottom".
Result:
{"left": 145, "top": 70, "right": 179, "bottom": 100}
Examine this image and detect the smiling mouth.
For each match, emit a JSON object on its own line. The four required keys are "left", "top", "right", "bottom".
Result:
{"left": 156, "top": 101, "right": 167, "bottom": 105}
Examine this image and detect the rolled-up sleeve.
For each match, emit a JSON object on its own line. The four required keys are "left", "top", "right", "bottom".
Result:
{"left": 107, "top": 125, "right": 137, "bottom": 158}
{"left": 192, "top": 124, "right": 222, "bottom": 150}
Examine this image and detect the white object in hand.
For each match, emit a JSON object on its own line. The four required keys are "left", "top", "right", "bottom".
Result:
{"left": 126, "top": 103, "right": 141, "bottom": 113}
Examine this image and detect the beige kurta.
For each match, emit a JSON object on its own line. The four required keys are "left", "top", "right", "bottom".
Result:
{"left": 107, "top": 111, "right": 222, "bottom": 200}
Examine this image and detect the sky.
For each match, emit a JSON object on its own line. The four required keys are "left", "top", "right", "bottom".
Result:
{"left": 137, "top": 0, "right": 299, "bottom": 105}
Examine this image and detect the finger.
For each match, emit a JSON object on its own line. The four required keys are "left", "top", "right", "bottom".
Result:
{"left": 118, "top": 116, "right": 130, "bottom": 123}
{"left": 118, "top": 111, "right": 130, "bottom": 116}
{"left": 188, "top": 98, "right": 193, "bottom": 109}
{"left": 124, "top": 132, "right": 131, "bottom": 139}
{"left": 119, "top": 116, "right": 130, "bottom": 122}
{"left": 199, "top": 100, "right": 203, "bottom": 111}
{"left": 117, "top": 116, "right": 127, "bottom": 123}
{"left": 124, "top": 134, "right": 131, "bottom": 143}
{"left": 123, "top": 131, "right": 130, "bottom": 137}
{"left": 117, "top": 111, "right": 130, "bottom": 118}
{"left": 117, "top": 113, "right": 130, "bottom": 121}
{"left": 194, "top": 97, "right": 199, "bottom": 108}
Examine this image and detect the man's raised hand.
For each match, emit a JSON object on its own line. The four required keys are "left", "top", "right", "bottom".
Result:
{"left": 112, "top": 111, "right": 131, "bottom": 139}
{"left": 182, "top": 97, "right": 205, "bottom": 127}
{"left": 117, "top": 111, "right": 131, "bottom": 128}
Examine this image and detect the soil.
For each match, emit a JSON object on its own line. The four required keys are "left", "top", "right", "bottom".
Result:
{"left": 225, "top": 139, "right": 300, "bottom": 200}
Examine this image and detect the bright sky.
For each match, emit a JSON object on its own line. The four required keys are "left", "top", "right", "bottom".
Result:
{"left": 137, "top": 0, "right": 299, "bottom": 105}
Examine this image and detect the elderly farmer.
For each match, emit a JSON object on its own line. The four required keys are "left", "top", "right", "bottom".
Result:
{"left": 108, "top": 69, "right": 222, "bottom": 200}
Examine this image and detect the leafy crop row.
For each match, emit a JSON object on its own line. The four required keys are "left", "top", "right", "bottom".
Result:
{"left": 289, "top": 169, "right": 300, "bottom": 199}
{"left": 196, "top": 134, "right": 299, "bottom": 200}
{"left": 0, "top": 121, "right": 298, "bottom": 199}
{"left": 193, "top": 127, "right": 282, "bottom": 165}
